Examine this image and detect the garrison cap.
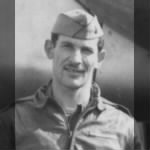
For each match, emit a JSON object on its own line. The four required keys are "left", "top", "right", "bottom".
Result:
{"left": 52, "top": 9, "right": 104, "bottom": 40}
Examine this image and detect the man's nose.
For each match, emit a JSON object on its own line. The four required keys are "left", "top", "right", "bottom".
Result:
{"left": 71, "top": 49, "right": 82, "bottom": 64}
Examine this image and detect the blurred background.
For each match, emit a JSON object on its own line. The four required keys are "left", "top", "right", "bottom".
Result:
{"left": 0, "top": 0, "right": 149, "bottom": 148}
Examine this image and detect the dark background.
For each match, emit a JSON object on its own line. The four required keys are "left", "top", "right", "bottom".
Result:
{"left": 0, "top": 0, "right": 15, "bottom": 110}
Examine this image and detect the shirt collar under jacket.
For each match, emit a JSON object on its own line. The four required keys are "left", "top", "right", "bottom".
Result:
{"left": 32, "top": 80, "right": 106, "bottom": 112}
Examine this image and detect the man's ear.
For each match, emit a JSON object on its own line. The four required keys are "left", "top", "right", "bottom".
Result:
{"left": 44, "top": 39, "right": 54, "bottom": 59}
{"left": 98, "top": 48, "right": 106, "bottom": 62}
{"left": 95, "top": 49, "right": 106, "bottom": 68}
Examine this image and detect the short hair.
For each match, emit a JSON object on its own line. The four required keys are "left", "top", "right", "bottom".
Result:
{"left": 51, "top": 33, "right": 104, "bottom": 52}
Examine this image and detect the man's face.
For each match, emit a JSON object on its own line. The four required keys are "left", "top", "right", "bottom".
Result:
{"left": 50, "top": 35, "right": 101, "bottom": 89}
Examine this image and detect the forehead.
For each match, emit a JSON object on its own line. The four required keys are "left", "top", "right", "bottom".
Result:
{"left": 57, "top": 35, "right": 99, "bottom": 48}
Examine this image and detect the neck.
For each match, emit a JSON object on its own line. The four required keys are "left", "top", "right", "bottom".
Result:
{"left": 51, "top": 80, "right": 91, "bottom": 113}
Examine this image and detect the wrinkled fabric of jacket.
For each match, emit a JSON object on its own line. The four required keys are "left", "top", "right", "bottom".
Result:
{"left": 15, "top": 82, "right": 143, "bottom": 150}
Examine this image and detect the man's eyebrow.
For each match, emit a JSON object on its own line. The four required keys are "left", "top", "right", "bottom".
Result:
{"left": 60, "top": 41, "right": 74, "bottom": 46}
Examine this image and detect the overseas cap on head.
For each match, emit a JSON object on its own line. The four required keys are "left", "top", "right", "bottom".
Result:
{"left": 51, "top": 9, "right": 104, "bottom": 40}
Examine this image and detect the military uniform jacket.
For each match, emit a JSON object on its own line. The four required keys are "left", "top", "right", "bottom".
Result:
{"left": 15, "top": 82, "right": 143, "bottom": 150}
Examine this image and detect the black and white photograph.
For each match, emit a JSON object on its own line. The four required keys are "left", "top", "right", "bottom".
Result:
{"left": 0, "top": 0, "right": 149, "bottom": 149}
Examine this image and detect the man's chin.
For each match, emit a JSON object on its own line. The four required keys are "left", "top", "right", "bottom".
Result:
{"left": 63, "top": 79, "right": 85, "bottom": 89}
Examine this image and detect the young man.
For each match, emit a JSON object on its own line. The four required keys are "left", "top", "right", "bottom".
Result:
{"left": 1, "top": 9, "right": 143, "bottom": 150}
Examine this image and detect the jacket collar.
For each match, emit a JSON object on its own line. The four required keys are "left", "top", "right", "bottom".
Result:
{"left": 33, "top": 80, "right": 106, "bottom": 111}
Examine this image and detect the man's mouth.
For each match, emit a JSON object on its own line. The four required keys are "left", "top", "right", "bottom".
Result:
{"left": 64, "top": 66, "right": 85, "bottom": 74}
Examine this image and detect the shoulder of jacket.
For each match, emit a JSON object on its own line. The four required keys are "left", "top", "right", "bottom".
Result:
{"left": 101, "top": 97, "right": 133, "bottom": 117}
{"left": 0, "top": 103, "right": 15, "bottom": 113}
{"left": 15, "top": 95, "right": 35, "bottom": 104}
{"left": 15, "top": 95, "right": 36, "bottom": 118}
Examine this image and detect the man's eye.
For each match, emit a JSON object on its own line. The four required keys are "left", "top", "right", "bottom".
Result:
{"left": 62, "top": 43, "right": 73, "bottom": 49}
{"left": 82, "top": 47, "right": 93, "bottom": 54}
